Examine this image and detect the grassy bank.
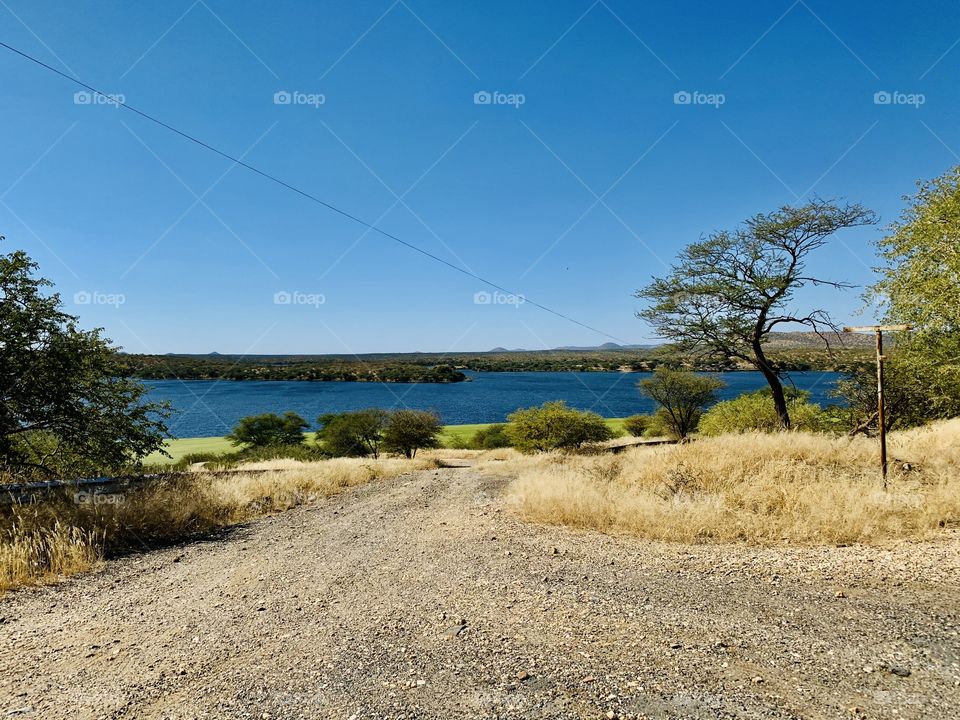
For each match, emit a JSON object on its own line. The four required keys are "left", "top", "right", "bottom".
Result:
{"left": 493, "top": 418, "right": 960, "bottom": 545}
{"left": 147, "top": 418, "right": 629, "bottom": 464}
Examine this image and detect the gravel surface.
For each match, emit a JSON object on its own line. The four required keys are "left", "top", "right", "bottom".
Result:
{"left": 2, "top": 466, "right": 959, "bottom": 719}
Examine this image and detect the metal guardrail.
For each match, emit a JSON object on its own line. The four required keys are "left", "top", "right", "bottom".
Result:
{"left": 0, "top": 474, "right": 160, "bottom": 506}
{"left": 1, "top": 468, "right": 279, "bottom": 505}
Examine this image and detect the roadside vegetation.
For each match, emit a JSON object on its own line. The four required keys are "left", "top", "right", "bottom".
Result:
{"left": 1, "top": 456, "right": 438, "bottom": 593}
{"left": 497, "top": 418, "right": 960, "bottom": 545}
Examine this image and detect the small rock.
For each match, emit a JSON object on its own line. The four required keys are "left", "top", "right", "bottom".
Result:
{"left": 751, "top": 675, "right": 764, "bottom": 684}
{"left": 443, "top": 623, "right": 467, "bottom": 638}
{"left": 669, "top": 642, "right": 682, "bottom": 649}
{"left": 835, "top": 591, "right": 847, "bottom": 598}
{"left": 887, "top": 665, "right": 911, "bottom": 677}
{"left": 549, "top": 546, "right": 560, "bottom": 555}
{"left": 517, "top": 670, "right": 530, "bottom": 681}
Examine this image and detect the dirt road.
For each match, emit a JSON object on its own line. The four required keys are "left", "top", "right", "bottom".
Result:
{"left": 2, "top": 466, "right": 959, "bottom": 719}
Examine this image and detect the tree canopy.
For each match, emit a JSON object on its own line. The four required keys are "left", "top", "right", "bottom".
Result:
{"left": 637, "top": 199, "right": 875, "bottom": 428}
{"left": 858, "top": 166, "right": 960, "bottom": 426}
{"left": 0, "top": 239, "right": 169, "bottom": 480}
{"left": 639, "top": 368, "right": 724, "bottom": 439}
{"left": 226, "top": 412, "right": 309, "bottom": 448}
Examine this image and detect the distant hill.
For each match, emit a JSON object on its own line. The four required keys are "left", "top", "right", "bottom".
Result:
{"left": 763, "top": 331, "right": 885, "bottom": 350}
{"left": 488, "top": 342, "right": 655, "bottom": 353}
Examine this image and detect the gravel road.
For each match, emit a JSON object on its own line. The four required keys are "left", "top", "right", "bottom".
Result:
{"left": 2, "top": 465, "right": 959, "bottom": 719}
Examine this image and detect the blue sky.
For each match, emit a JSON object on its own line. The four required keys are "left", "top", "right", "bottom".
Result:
{"left": 1, "top": 0, "right": 958, "bottom": 353}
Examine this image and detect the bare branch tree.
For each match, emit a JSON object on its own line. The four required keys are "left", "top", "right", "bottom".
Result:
{"left": 636, "top": 198, "right": 876, "bottom": 428}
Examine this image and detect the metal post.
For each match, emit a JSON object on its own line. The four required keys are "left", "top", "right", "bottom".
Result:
{"left": 876, "top": 329, "right": 887, "bottom": 488}
{"left": 843, "top": 324, "right": 910, "bottom": 489}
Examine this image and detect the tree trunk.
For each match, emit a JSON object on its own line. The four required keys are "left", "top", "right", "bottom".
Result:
{"left": 752, "top": 339, "right": 791, "bottom": 429}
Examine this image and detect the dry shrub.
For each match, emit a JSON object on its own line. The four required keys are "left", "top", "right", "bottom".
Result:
{"left": 0, "top": 456, "right": 435, "bottom": 593}
{"left": 504, "top": 419, "right": 960, "bottom": 545}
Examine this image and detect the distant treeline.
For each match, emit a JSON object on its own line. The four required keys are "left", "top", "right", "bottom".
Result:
{"left": 113, "top": 345, "right": 872, "bottom": 383}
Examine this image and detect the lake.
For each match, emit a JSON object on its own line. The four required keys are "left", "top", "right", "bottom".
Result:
{"left": 145, "top": 370, "right": 843, "bottom": 438}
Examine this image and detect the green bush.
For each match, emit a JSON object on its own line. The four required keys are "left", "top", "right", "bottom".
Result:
{"left": 226, "top": 412, "right": 309, "bottom": 448}
{"left": 622, "top": 414, "right": 654, "bottom": 437}
{"left": 698, "top": 389, "right": 828, "bottom": 436}
{"left": 506, "top": 401, "right": 615, "bottom": 453}
{"left": 470, "top": 424, "right": 512, "bottom": 449}
{"left": 382, "top": 410, "right": 442, "bottom": 459}
{"left": 642, "top": 409, "right": 675, "bottom": 439}
{"left": 317, "top": 409, "right": 389, "bottom": 458}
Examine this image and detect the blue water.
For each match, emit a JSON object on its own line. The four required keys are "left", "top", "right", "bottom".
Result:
{"left": 145, "top": 370, "right": 843, "bottom": 438}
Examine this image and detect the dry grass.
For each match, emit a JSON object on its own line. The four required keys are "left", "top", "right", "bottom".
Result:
{"left": 496, "top": 419, "right": 960, "bottom": 545}
{"left": 0, "top": 456, "right": 437, "bottom": 593}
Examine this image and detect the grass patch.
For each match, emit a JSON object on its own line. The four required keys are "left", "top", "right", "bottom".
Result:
{"left": 490, "top": 418, "right": 960, "bottom": 545}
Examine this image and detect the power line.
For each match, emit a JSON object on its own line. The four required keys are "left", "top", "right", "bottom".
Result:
{"left": 0, "top": 40, "right": 628, "bottom": 344}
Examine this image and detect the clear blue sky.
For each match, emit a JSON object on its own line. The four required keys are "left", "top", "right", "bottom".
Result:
{"left": 2, "top": 0, "right": 957, "bottom": 353}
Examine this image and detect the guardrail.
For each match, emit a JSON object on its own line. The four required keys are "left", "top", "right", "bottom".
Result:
{"left": 0, "top": 469, "right": 275, "bottom": 506}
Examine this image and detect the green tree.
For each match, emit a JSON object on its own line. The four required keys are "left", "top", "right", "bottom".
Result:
{"left": 622, "top": 414, "right": 653, "bottom": 437}
{"left": 317, "top": 409, "right": 389, "bottom": 458}
{"left": 506, "top": 401, "right": 614, "bottom": 453}
{"left": 0, "top": 239, "right": 169, "bottom": 480}
{"left": 227, "top": 412, "right": 308, "bottom": 448}
{"left": 639, "top": 368, "right": 724, "bottom": 439}
{"left": 637, "top": 199, "right": 875, "bottom": 428}
{"left": 863, "top": 166, "right": 960, "bottom": 426}
{"left": 382, "top": 409, "right": 442, "bottom": 458}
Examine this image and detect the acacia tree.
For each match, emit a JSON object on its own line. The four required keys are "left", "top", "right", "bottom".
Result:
{"left": 640, "top": 368, "right": 724, "bottom": 439}
{"left": 1, "top": 238, "right": 169, "bottom": 479}
{"left": 637, "top": 199, "right": 875, "bottom": 428}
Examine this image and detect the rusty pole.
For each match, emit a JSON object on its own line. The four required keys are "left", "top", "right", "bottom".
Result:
{"left": 843, "top": 325, "right": 910, "bottom": 489}
{"left": 875, "top": 329, "right": 887, "bottom": 488}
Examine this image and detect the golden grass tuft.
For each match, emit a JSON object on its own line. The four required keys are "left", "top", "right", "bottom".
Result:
{"left": 499, "top": 419, "right": 960, "bottom": 545}
{"left": 0, "top": 456, "right": 436, "bottom": 593}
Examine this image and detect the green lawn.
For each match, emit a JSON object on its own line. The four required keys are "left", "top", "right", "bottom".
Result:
{"left": 147, "top": 418, "right": 630, "bottom": 465}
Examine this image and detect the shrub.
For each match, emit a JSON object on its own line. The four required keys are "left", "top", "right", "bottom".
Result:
{"left": 383, "top": 410, "right": 442, "bottom": 459}
{"left": 506, "top": 401, "right": 614, "bottom": 453}
{"left": 226, "top": 412, "right": 308, "bottom": 448}
{"left": 640, "top": 368, "right": 724, "bottom": 439}
{"left": 698, "top": 389, "right": 828, "bottom": 436}
{"left": 622, "top": 414, "right": 654, "bottom": 437}
{"left": 317, "top": 409, "right": 389, "bottom": 458}
{"left": 470, "top": 424, "right": 512, "bottom": 449}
